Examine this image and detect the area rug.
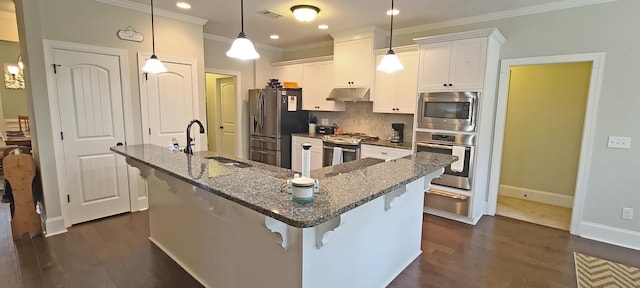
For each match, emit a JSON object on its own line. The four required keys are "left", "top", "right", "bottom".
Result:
{"left": 574, "top": 252, "right": 640, "bottom": 287}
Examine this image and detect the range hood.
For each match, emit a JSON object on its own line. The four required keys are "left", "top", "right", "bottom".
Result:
{"left": 326, "top": 87, "right": 370, "bottom": 102}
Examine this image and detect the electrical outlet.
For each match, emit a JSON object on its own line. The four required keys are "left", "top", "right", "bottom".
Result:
{"left": 321, "top": 118, "right": 329, "bottom": 125}
{"left": 607, "top": 136, "right": 631, "bottom": 149}
{"left": 622, "top": 207, "right": 634, "bottom": 220}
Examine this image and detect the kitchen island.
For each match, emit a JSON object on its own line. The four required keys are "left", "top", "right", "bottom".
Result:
{"left": 112, "top": 144, "right": 455, "bottom": 288}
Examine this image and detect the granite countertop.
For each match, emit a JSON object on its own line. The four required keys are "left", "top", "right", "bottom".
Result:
{"left": 292, "top": 133, "right": 413, "bottom": 150}
{"left": 111, "top": 144, "right": 455, "bottom": 228}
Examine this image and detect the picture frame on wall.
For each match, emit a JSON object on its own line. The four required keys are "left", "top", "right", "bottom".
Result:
{"left": 4, "top": 63, "right": 25, "bottom": 89}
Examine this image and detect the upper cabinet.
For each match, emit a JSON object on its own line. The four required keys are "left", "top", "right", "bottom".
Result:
{"left": 273, "top": 64, "right": 303, "bottom": 86}
{"left": 272, "top": 57, "right": 345, "bottom": 112}
{"left": 331, "top": 27, "right": 387, "bottom": 89}
{"left": 302, "top": 61, "right": 345, "bottom": 111}
{"left": 373, "top": 47, "right": 419, "bottom": 114}
{"left": 415, "top": 29, "right": 505, "bottom": 92}
{"left": 418, "top": 38, "right": 487, "bottom": 91}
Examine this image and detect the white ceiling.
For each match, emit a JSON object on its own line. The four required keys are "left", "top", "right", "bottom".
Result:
{"left": 1, "top": 0, "right": 581, "bottom": 48}
{"left": 134, "top": 0, "right": 566, "bottom": 48}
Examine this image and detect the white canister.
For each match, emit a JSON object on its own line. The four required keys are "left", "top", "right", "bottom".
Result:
{"left": 291, "top": 177, "right": 315, "bottom": 203}
{"left": 308, "top": 123, "right": 316, "bottom": 134}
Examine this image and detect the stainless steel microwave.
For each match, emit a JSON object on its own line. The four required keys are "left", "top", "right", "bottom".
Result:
{"left": 417, "top": 91, "right": 479, "bottom": 132}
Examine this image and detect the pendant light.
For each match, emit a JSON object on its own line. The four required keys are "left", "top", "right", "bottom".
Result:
{"left": 227, "top": 0, "right": 260, "bottom": 60}
{"left": 377, "top": 0, "right": 403, "bottom": 73}
{"left": 143, "top": 0, "right": 167, "bottom": 74}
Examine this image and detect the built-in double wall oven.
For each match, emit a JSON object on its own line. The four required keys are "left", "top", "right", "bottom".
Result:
{"left": 416, "top": 131, "right": 475, "bottom": 191}
{"left": 417, "top": 91, "right": 479, "bottom": 132}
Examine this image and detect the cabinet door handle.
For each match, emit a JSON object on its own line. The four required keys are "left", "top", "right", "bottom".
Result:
{"left": 443, "top": 83, "right": 447, "bottom": 87}
{"left": 448, "top": 83, "right": 453, "bottom": 86}
{"left": 381, "top": 152, "right": 388, "bottom": 155}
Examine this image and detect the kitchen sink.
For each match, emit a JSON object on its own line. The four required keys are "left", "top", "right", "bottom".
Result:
{"left": 205, "top": 156, "right": 252, "bottom": 168}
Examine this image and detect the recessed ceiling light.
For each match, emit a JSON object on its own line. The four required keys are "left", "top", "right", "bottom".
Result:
{"left": 318, "top": 24, "right": 329, "bottom": 30}
{"left": 270, "top": 35, "right": 280, "bottom": 39}
{"left": 386, "top": 9, "right": 399, "bottom": 15}
{"left": 176, "top": 2, "right": 191, "bottom": 9}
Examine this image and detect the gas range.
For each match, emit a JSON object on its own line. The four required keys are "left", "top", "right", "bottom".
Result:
{"left": 322, "top": 133, "right": 379, "bottom": 145}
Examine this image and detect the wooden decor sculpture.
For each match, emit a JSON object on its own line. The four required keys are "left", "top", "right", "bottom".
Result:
{"left": 3, "top": 153, "right": 42, "bottom": 239}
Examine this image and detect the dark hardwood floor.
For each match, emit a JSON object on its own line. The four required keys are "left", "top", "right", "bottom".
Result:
{"left": 2, "top": 202, "right": 639, "bottom": 288}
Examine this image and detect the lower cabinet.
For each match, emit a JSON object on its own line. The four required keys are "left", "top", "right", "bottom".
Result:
{"left": 292, "top": 136, "right": 323, "bottom": 173}
{"left": 361, "top": 144, "right": 412, "bottom": 161}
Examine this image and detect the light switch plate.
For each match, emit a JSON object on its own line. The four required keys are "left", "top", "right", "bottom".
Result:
{"left": 622, "top": 208, "right": 634, "bottom": 220}
{"left": 607, "top": 136, "right": 631, "bottom": 149}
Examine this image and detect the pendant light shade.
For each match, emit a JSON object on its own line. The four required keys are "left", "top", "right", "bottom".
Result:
{"left": 227, "top": 0, "right": 260, "bottom": 60}
{"left": 143, "top": 0, "right": 167, "bottom": 74}
{"left": 377, "top": 0, "right": 403, "bottom": 73}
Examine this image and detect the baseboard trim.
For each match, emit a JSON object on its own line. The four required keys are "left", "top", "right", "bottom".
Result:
{"left": 580, "top": 221, "right": 640, "bottom": 251}
{"left": 499, "top": 184, "right": 574, "bottom": 208}
{"left": 44, "top": 216, "right": 67, "bottom": 237}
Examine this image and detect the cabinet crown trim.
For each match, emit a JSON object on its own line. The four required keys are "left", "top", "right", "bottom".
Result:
{"left": 272, "top": 56, "right": 333, "bottom": 66}
{"left": 413, "top": 28, "right": 505, "bottom": 45}
{"left": 374, "top": 44, "right": 418, "bottom": 55}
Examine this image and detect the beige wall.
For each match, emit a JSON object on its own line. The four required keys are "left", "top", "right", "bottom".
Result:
{"left": 16, "top": 0, "right": 205, "bottom": 224}
{"left": 287, "top": 0, "right": 640, "bottom": 232}
{"left": 500, "top": 62, "right": 591, "bottom": 197}
{"left": 0, "top": 11, "right": 19, "bottom": 42}
{"left": 0, "top": 40, "right": 27, "bottom": 119}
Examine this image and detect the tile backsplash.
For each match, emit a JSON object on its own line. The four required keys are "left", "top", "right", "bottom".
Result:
{"left": 311, "top": 102, "right": 414, "bottom": 141}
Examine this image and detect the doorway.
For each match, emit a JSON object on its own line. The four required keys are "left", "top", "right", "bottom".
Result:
{"left": 205, "top": 73, "right": 238, "bottom": 158}
{"left": 487, "top": 53, "right": 605, "bottom": 235}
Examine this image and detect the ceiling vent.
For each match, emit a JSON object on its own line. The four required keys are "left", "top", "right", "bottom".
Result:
{"left": 258, "top": 10, "right": 283, "bottom": 19}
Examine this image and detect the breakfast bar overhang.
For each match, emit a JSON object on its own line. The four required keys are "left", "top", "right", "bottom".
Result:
{"left": 112, "top": 145, "right": 455, "bottom": 288}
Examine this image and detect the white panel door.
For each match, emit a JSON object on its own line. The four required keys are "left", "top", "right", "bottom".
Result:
{"left": 53, "top": 49, "right": 130, "bottom": 224}
{"left": 219, "top": 77, "right": 237, "bottom": 158}
{"left": 142, "top": 61, "right": 197, "bottom": 150}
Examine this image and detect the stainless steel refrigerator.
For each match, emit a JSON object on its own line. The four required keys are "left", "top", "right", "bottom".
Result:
{"left": 249, "top": 88, "right": 308, "bottom": 168}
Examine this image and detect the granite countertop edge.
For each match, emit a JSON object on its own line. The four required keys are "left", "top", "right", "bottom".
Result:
{"left": 111, "top": 145, "right": 454, "bottom": 228}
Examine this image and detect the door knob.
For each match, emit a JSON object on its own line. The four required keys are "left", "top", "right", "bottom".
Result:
{"left": 116, "top": 142, "right": 123, "bottom": 146}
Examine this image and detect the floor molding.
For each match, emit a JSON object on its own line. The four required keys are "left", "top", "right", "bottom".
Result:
{"left": 499, "top": 184, "right": 574, "bottom": 208}
{"left": 580, "top": 221, "right": 640, "bottom": 251}
{"left": 44, "top": 216, "right": 67, "bottom": 237}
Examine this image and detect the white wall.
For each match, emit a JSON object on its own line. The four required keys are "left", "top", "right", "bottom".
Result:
{"left": 15, "top": 0, "right": 205, "bottom": 228}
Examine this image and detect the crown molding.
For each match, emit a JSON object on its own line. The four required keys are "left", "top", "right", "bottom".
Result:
{"left": 0, "top": 10, "right": 16, "bottom": 20}
{"left": 395, "top": 0, "right": 619, "bottom": 35}
{"left": 95, "top": 0, "right": 207, "bottom": 25}
{"left": 203, "top": 33, "right": 283, "bottom": 53}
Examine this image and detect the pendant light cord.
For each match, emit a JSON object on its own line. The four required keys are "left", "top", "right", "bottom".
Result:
{"left": 240, "top": 0, "right": 244, "bottom": 33}
{"left": 389, "top": 0, "right": 395, "bottom": 50}
{"left": 150, "top": 0, "right": 156, "bottom": 54}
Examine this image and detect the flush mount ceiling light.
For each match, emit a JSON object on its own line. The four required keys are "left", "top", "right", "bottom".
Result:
{"left": 270, "top": 34, "right": 280, "bottom": 39}
{"left": 386, "top": 9, "right": 399, "bottom": 15}
{"left": 142, "top": 0, "right": 167, "bottom": 74}
{"left": 176, "top": 2, "right": 191, "bottom": 9}
{"left": 377, "top": 0, "right": 403, "bottom": 73}
{"left": 318, "top": 24, "right": 328, "bottom": 30}
{"left": 227, "top": 0, "right": 260, "bottom": 60}
{"left": 290, "top": 5, "right": 320, "bottom": 22}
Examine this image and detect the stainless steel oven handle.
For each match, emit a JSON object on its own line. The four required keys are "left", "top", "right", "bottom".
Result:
{"left": 323, "top": 146, "right": 358, "bottom": 153}
{"left": 416, "top": 142, "right": 471, "bottom": 150}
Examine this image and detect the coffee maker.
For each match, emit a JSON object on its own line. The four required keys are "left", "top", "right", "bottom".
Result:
{"left": 391, "top": 123, "right": 404, "bottom": 143}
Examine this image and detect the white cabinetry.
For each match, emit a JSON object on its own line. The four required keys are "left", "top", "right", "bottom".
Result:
{"left": 273, "top": 64, "right": 303, "bottom": 85}
{"left": 414, "top": 28, "right": 505, "bottom": 225}
{"left": 361, "top": 145, "right": 412, "bottom": 161}
{"left": 302, "top": 61, "right": 345, "bottom": 111}
{"left": 272, "top": 57, "right": 345, "bottom": 112}
{"left": 373, "top": 47, "right": 419, "bottom": 114}
{"left": 418, "top": 37, "right": 487, "bottom": 91}
{"left": 331, "top": 27, "right": 386, "bottom": 90}
{"left": 292, "top": 136, "right": 323, "bottom": 173}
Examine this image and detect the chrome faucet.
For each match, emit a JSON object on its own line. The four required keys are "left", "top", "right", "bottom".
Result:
{"left": 185, "top": 119, "right": 205, "bottom": 155}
